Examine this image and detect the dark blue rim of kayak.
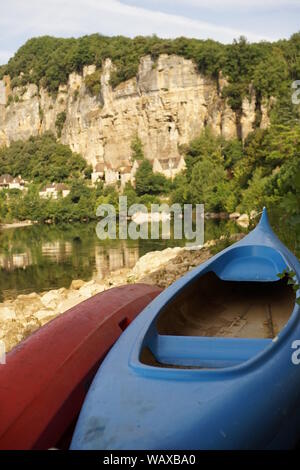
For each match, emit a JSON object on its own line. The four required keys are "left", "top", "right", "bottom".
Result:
{"left": 129, "top": 208, "right": 300, "bottom": 380}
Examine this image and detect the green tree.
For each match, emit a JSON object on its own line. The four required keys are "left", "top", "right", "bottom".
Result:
{"left": 131, "top": 135, "right": 144, "bottom": 161}
{"left": 189, "top": 158, "right": 229, "bottom": 211}
{"left": 55, "top": 111, "right": 67, "bottom": 138}
{"left": 0, "top": 133, "right": 87, "bottom": 183}
{"left": 135, "top": 160, "right": 170, "bottom": 196}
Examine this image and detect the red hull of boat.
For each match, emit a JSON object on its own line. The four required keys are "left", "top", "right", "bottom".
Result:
{"left": 0, "top": 283, "right": 162, "bottom": 450}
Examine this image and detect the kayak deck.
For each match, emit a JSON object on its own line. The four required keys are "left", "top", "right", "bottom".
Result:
{"left": 157, "top": 272, "right": 294, "bottom": 339}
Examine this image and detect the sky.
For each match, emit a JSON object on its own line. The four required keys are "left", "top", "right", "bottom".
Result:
{"left": 0, "top": 0, "right": 299, "bottom": 65}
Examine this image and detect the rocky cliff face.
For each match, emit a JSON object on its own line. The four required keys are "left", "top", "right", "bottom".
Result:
{"left": 0, "top": 54, "right": 270, "bottom": 168}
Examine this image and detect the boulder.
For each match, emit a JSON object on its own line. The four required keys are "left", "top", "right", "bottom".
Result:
{"left": 70, "top": 279, "right": 85, "bottom": 290}
{"left": 34, "top": 308, "right": 56, "bottom": 322}
{"left": 56, "top": 292, "right": 85, "bottom": 314}
{"left": 14, "top": 296, "right": 44, "bottom": 317}
{"left": 41, "top": 290, "right": 62, "bottom": 308}
{"left": 130, "top": 247, "right": 183, "bottom": 280}
{"left": 0, "top": 306, "right": 16, "bottom": 321}
{"left": 236, "top": 213, "right": 250, "bottom": 228}
{"left": 229, "top": 212, "right": 241, "bottom": 220}
{"left": 250, "top": 210, "right": 258, "bottom": 220}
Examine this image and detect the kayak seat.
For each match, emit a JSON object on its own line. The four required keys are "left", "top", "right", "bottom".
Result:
{"left": 212, "top": 245, "right": 287, "bottom": 282}
{"left": 144, "top": 334, "right": 272, "bottom": 368}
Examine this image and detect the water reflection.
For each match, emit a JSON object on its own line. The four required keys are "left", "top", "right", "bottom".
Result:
{"left": 0, "top": 252, "right": 32, "bottom": 271}
{"left": 0, "top": 219, "right": 245, "bottom": 301}
{"left": 94, "top": 244, "right": 139, "bottom": 280}
{"left": 41, "top": 241, "right": 73, "bottom": 262}
{"left": 0, "top": 214, "right": 298, "bottom": 303}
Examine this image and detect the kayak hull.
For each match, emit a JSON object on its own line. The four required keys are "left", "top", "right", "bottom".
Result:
{"left": 0, "top": 283, "right": 162, "bottom": 450}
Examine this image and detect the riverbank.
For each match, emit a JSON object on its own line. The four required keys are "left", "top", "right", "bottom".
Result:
{"left": 0, "top": 233, "right": 244, "bottom": 353}
{"left": 0, "top": 210, "right": 254, "bottom": 231}
{"left": 0, "top": 220, "right": 33, "bottom": 230}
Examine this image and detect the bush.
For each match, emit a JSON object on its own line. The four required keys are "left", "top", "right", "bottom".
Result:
{"left": 55, "top": 111, "right": 66, "bottom": 137}
{"left": 84, "top": 69, "right": 102, "bottom": 96}
{"left": 131, "top": 134, "right": 144, "bottom": 161}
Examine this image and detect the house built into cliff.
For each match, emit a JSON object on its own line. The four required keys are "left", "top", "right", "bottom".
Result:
{"left": 91, "top": 162, "right": 122, "bottom": 186}
{"left": 91, "top": 155, "right": 184, "bottom": 189}
{"left": 91, "top": 163, "right": 105, "bottom": 184}
{"left": 91, "top": 159, "right": 141, "bottom": 189}
{"left": 152, "top": 156, "right": 186, "bottom": 179}
{"left": 119, "top": 166, "right": 132, "bottom": 188}
{"left": 104, "top": 163, "right": 121, "bottom": 186}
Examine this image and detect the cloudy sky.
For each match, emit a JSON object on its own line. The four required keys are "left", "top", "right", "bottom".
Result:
{"left": 0, "top": 0, "right": 299, "bottom": 65}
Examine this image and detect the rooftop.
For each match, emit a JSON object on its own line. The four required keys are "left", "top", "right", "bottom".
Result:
{"left": 0, "top": 174, "right": 13, "bottom": 184}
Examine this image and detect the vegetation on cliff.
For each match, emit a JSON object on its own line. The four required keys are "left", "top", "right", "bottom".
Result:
{"left": 1, "top": 33, "right": 300, "bottom": 117}
{"left": 0, "top": 133, "right": 89, "bottom": 182}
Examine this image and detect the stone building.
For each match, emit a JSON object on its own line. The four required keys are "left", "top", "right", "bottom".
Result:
{"left": 119, "top": 165, "right": 132, "bottom": 188}
{"left": 91, "top": 160, "right": 140, "bottom": 188}
{"left": 0, "top": 174, "right": 26, "bottom": 190}
{"left": 104, "top": 163, "right": 120, "bottom": 186}
{"left": 0, "top": 174, "right": 13, "bottom": 189}
{"left": 91, "top": 162, "right": 105, "bottom": 184}
{"left": 39, "top": 183, "right": 70, "bottom": 199}
{"left": 152, "top": 156, "right": 186, "bottom": 179}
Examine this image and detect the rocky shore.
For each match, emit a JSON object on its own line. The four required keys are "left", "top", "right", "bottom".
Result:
{"left": 0, "top": 235, "right": 244, "bottom": 353}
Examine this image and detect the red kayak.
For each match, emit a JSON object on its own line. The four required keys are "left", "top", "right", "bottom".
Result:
{"left": 0, "top": 283, "right": 162, "bottom": 450}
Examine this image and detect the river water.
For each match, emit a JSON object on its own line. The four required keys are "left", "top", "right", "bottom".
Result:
{"left": 0, "top": 219, "right": 245, "bottom": 301}
{"left": 0, "top": 215, "right": 298, "bottom": 301}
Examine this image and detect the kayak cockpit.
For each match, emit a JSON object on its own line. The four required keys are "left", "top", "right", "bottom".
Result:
{"left": 139, "top": 268, "right": 295, "bottom": 370}
{"left": 156, "top": 272, "right": 295, "bottom": 339}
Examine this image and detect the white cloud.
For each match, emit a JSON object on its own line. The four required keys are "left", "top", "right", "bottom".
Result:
{"left": 0, "top": 0, "right": 273, "bottom": 66}
{"left": 85, "top": 0, "right": 272, "bottom": 40}
{"left": 140, "top": 0, "right": 300, "bottom": 10}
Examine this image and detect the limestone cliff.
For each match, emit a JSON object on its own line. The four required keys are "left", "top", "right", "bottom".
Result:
{"left": 0, "top": 54, "right": 270, "bottom": 168}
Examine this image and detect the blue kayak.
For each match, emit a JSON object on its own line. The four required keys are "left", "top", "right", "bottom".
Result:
{"left": 71, "top": 209, "right": 300, "bottom": 450}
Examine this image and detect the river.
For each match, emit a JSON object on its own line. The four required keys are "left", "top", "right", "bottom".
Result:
{"left": 0, "top": 218, "right": 246, "bottom": 301}
{"left": 0, "top": 214, "right": 298, "bottom": 301}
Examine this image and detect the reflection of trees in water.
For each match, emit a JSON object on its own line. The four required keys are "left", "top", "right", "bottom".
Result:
{"left": 1, "top": 215, "right": 295, "bottom": 302}
{"left": 0, "top": 220, "right": 243, "bottom": 300}
{"left": 0, "top": 224, "right": 141, "bottom": 300}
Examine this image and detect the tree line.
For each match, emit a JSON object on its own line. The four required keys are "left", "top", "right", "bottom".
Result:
{"left": 0, "top": 32, "right": 300, "bottom": 119}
